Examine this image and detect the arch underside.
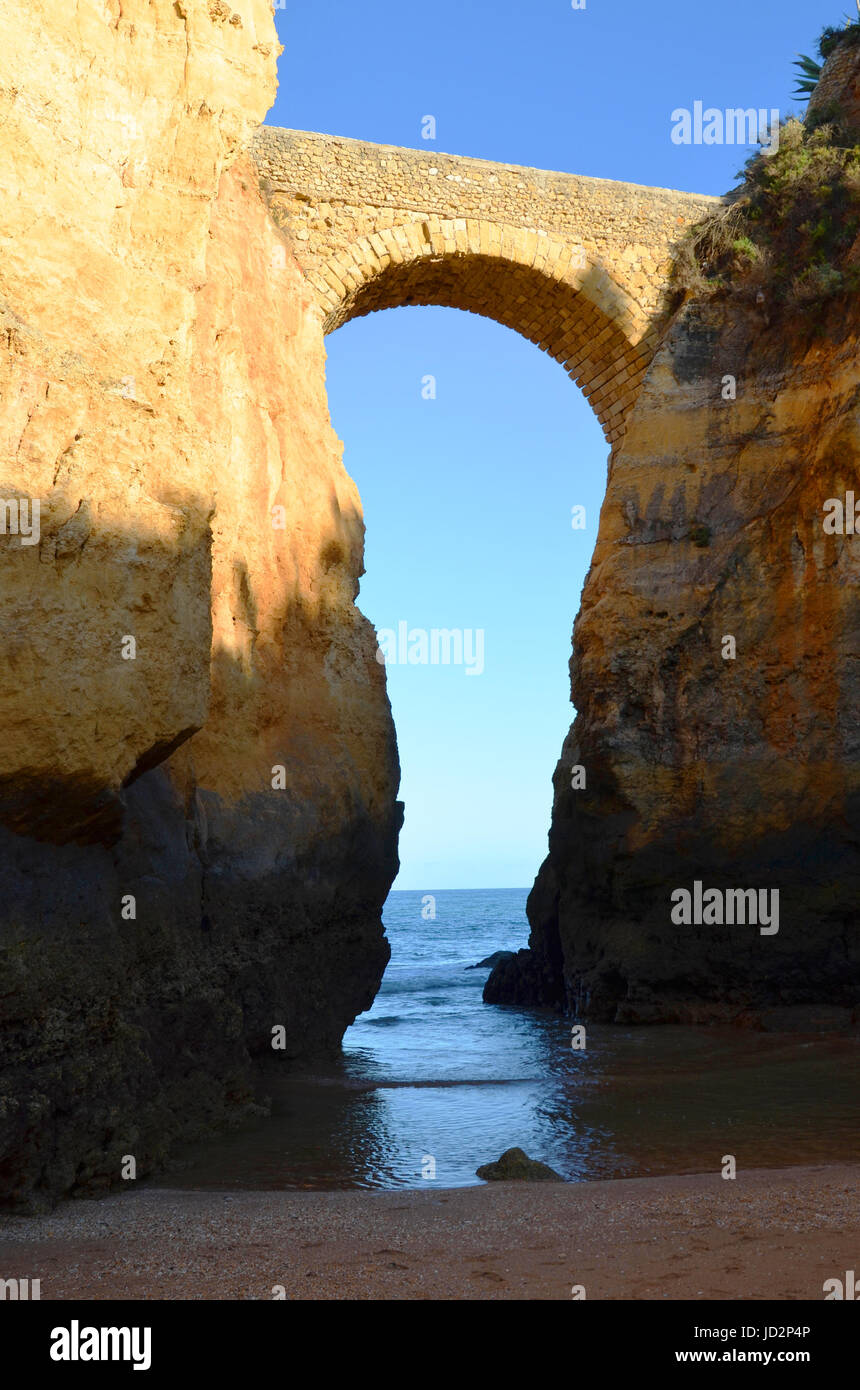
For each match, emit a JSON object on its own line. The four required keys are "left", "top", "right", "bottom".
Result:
{"left": 313, "top": 229, "right": 661, "bottom": 444}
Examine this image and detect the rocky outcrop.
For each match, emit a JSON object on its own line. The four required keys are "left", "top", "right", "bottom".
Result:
{"left": 807, "top": 29, "right": 860, "bottom": 129}
{"left": 487, "top": 281, "right": 860, "bottom": 1024}
{"left": 476, "top": 1147, "right": 565, "bottom": 1182}
{"left": 0, "top": 1, "right": 401, "bottom": 1209}
{"left": 466, "top": 950, "right": 515, "bottom": 971}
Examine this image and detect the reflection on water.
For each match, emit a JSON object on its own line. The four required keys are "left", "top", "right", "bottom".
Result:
{"left": 152, "top": 889, "right": 860, "bottom": 1191}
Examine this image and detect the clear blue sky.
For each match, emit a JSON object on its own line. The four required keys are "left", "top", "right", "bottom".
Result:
{"left": 267, "top": 1, "right": 826, "bottom": 889}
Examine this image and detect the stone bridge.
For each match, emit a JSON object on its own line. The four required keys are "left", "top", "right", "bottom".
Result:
{"left": 250, "top": 128, "right": 718, "bottom": 444}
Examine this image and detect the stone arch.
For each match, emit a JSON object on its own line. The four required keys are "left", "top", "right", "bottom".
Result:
{"left": 305, "top": 218, "right": 660, "bottom": 444}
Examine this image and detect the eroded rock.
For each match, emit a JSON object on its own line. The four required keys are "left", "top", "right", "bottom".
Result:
{"left": 476, "top": 1147, "right": 565, "bottom": 1182}
{"left": 0, "top": 0, "right": 401, "bottom": 1210}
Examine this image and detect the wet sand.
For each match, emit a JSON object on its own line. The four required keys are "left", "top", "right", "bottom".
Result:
{"left": 0, "top": 1164, "right": 856, "bottom": 1300}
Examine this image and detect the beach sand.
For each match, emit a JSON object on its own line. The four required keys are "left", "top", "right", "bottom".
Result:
{"left": 0, "top": 1164, "right": 856, "bottom": 1300}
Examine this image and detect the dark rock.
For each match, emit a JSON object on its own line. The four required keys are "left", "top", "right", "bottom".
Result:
{"left": 476, "top": 1147, "right": 565, "bottom": 1182}
{"left": 467, "top": 949, "right": 515, "bottom": 970}
{"left": 483, "top": 862, "right": 568, "bottom": 1007}
{"left": 0, "top": 766, "right": 402, "bottom": 1212}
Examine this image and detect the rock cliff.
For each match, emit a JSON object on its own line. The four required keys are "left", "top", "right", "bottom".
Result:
{"left": 2, "top": 0, "right": 858, "bottom": 1211}
{"left": 487, "top": 294, "right": 860, "bottom": 1023}
{"left": 0, "top": 0, "right": 401, "bottom": 1209}
{"left": 487, "top": 43, "right": 860, "bottom": 1023}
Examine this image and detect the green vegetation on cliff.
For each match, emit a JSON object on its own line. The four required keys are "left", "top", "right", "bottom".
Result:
{"left": 793, "top": 8, "right": 860, "bottom": 98}
{"left": 675, "top": 118, "right": 860, "bottom": 314}
{"left": 676, "top": 15, "right": 860, "bottom": 319}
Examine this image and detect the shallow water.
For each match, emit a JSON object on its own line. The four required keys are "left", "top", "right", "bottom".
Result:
{"left": 153, "top": 888, "right": 860, "bottom": 1191}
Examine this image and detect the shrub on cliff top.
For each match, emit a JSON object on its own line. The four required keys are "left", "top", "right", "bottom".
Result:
{"left": 672, "top": 115, "right": 860, "bottom": 315}
{"left": 794, "top": 10, "right": 860, "bottom": 97}
{"left": 819, "top": 7, "right": 860, "bottom": 61}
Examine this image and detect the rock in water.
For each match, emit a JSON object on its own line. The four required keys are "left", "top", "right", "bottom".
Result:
{"left": 466, "top": 950, "right": 515, "bottom": 970}
{"left": 483, "top": 946, "right": 565, "bottom": 1006}
{"left": 476, "top": 1147, "right": 565, "bottom": 1182}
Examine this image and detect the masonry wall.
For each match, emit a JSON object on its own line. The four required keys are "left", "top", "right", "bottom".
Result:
{"left": 252, "top": 127, "right": 716, "bottom": 335}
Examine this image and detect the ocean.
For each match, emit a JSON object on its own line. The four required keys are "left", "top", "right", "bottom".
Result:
{"left": 154, "top": 887, "right": 860, "bottom": 1191}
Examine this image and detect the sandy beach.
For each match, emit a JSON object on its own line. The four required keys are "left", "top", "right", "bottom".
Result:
{"left": 0, "top": 1164, "right": 856, "bottom": 1301}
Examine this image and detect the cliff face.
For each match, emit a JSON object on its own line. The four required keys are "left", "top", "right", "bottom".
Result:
{"left": 0, "top": 1, "right": 401, "bottom": 1209}
{"left": 3, "top": 0, "right": 858, "bottom": 1210}
{"left": 488, "top": 292, "right": 860, "bottom": 1024}
{"left": 487, "top": 40, "right": 860, "bottom": 1026}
